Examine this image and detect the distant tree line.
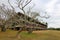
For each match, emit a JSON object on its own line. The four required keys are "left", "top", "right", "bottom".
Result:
{"left": 47, "top": 28, "right": 60, "bottom": 30}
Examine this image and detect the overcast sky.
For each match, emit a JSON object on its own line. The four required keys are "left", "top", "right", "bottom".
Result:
{"left": 0, "top": 0, "right": 60, "bottom": 28}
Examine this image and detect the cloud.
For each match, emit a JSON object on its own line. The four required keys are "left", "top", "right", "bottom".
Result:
{"left": 40, "top": 0, "right": 60, "bottom": 28}
{"left": 45, "top": 0, "right": 57, "bottom": 12}
{"left": 32, "top": 0, "right": 60, "bottom": 28}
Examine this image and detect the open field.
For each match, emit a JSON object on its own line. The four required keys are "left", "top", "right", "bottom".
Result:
{"left": 0, "top": 30, "right": 60, "bottom": 40}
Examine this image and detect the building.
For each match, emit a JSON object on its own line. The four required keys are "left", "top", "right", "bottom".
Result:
{"left": 9, "top": 12, "right": 47, "bottom": 30}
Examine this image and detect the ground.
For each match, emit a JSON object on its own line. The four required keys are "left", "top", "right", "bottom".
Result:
{"left": 0, "top": 30, "right": 60, "bottom": 40}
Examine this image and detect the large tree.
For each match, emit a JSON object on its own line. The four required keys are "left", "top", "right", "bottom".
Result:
{"left": 0, "top": 0, "right": 49, "bottom": 39}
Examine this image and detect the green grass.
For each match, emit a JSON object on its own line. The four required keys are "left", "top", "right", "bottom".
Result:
{"left": 0, "top": 30, "right": 60, "bottom": 40}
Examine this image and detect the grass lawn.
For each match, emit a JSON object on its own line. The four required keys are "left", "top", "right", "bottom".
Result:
{"left": 0, "top": 30, "right": 60, "bottom": 40}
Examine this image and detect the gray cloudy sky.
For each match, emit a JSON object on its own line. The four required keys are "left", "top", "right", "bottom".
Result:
{"left": 0, "top": 0, "right": 60, "bottom": 28}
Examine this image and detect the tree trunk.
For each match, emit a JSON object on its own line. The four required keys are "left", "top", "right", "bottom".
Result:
{"left": 27, "top": 28, "right": 33, "bottom": 34}
{"left": 1, "top": 25, "right": 6, "bottom": 32}
{"left": 16, "top": 28, "right": 22, "bottom": 37}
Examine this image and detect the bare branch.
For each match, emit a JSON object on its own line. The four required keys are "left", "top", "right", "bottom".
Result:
{"left": 22, "top": 0, "right": 32, "bottom": 9}
{"left": 18, "top": 0, "right": 22, "bottom": 7}
{"left": 0, "top": 5, "right": 7, "bottom": 14}
{"left": 27, "top": 4, "right": 35, "bottom": 16}
{"left": 40, "top": 12, "right": 50, "bottom": 19}
{"left": 8, "top": 0, "right": 15, "bottom": 11}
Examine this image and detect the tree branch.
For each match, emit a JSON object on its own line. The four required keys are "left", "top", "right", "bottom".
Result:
{"left": 22, "top": 0, "right": 32, "bottom": 9}
{"left": 8, "top": 0, "right": 15, "bottom": 11}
